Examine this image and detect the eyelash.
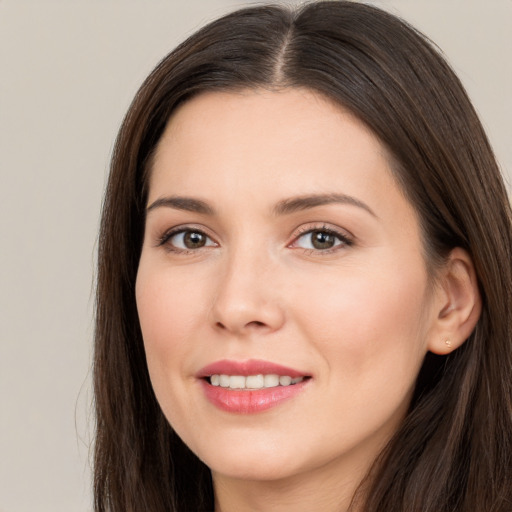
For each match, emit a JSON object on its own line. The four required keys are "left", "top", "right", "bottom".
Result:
{"left": 290, "top": 224, "right": 354, "bottom": 255}
{"left": 157, "top": 226, "right": 217, "bottom": 254}
{"left": 156, "top": 224, "right": 354, "bottom": 255}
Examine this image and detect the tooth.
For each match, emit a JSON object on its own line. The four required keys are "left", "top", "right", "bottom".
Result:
{"left": 279, "top": 376, "right": 292, "bottom": 386}
{"left": 264, "top": 374, "right": 279, "bottom": 388}
{"left": 246, "top": 374, "right": 264, "bottom": 389}
{"left": 229, "top": 375, "right": 246, "bottom": 389}
{"left": 212, "top": 374, "right": 304, "bottom": 389}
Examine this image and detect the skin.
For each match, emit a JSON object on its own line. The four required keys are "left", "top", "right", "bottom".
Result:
{"left": 135, "top": 89, "right": 480, "bottom": 512}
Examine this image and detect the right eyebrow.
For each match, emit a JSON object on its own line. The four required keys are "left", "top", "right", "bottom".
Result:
{"left": 272, "top": 193, "right": 377, "bottom": 218}
{"left": 146, "top": 196, "right": 215, "bottom": 215}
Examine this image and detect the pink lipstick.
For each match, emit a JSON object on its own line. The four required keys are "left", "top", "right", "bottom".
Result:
{"left": 197, "top": 359, "right": 311, "bottom": 414}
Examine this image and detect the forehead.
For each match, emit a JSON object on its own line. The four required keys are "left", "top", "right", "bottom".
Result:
{"left": 149, "top": 88, "right": 394, "bottom": 200}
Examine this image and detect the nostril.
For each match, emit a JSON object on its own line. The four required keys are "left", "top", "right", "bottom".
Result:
{"left": 215, "top": 320, "right": 267, "bottom": 331}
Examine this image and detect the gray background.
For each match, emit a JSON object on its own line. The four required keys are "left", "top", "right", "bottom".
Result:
{"left": 1, "top": 1, "right": 510, "bottom": 511}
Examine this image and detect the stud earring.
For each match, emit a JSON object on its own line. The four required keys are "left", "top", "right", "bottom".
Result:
{"left": 444, "top": 339, "right": 452, "bottom": 349}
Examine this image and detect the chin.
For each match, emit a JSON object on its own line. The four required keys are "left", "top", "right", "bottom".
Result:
{"left": 209, "top": 457, "right": 303, "bottom": 482}
{"left": 192, "top": 436, "right": 308, "bottom": 482}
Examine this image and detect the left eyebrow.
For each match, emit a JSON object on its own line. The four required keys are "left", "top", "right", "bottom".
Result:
{"left": 272, "top": 193, "right": 377, "bottom": 217}
{"left": 146, "top": 196, "right": 215, "bottom": 215}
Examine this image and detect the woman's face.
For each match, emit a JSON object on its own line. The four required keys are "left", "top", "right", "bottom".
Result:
{"left": 136, "top": 89, "right": 440, "bottom": 487}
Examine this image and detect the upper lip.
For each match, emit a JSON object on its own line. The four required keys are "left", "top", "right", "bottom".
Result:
{"left": 197, "top": 359, "right": 308, "bottom": 379}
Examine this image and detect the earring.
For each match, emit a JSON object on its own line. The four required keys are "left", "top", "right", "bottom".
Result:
{"left": 444, "top": 339, "right": 452, "bottom": 349}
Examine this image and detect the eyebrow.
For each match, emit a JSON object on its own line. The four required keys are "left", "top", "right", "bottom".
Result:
{"left": 273, "top": 193, "right": 376, "bottom": 217}
{"left": 146, "top": 192, "right": 376, "bottom": 218}
{"left": 146, "top": 196, "right": 215, "bottom": 215}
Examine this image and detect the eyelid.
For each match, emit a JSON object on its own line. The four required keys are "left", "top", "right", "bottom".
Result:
{"left": 156, "top": 224, "right": 218, "bottom": 251}
{"left": 154, "top": 222, "right": 353, "bottom": 255}
{"left": 288, "top": 223, "right": 354, "bottom": 253}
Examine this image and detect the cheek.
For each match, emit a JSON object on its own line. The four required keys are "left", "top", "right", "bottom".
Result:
{"left": 292, "top": 258, "right": 430, "bottom": 382}
{"left": 135, "top": 263, "right": 208, "bottom": 378}
{"left": 289, "top": 262, "right": 431, "bottom": 450}
{"left": 135, "top": 262, "right": 213, "bottom": 436}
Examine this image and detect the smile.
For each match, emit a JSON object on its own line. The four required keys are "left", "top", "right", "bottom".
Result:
{"left": 209, "top": 374, "right": 305, "bottom": 390}
{"left": 198, "top": 359, "right": 311, "bottom": 413}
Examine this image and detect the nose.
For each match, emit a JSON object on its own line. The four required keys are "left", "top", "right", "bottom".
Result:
{"left": 211, "top": 247, "right": 285, "bottom": 336}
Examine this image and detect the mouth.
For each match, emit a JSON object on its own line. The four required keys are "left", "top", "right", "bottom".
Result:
{"left": 206, "top": 374, "right": 308, "bottom": 390}
{"left": 197, "top": 359, "right": 312, "bottom": 413}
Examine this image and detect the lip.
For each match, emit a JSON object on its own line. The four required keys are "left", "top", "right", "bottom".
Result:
{"left": 197, "top": 359, "right": 307, "bottom": 379}
{"left": 197, "top": 359, "right": 311, "bottom": 414}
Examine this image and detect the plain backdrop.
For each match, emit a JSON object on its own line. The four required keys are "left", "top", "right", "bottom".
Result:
{"left": 0, "top": 1, "right": 510, "bottom": 511}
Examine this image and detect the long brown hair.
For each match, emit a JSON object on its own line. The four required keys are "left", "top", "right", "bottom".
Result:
{"left": 94, "top": 2, "right": 512, "bottom": 510}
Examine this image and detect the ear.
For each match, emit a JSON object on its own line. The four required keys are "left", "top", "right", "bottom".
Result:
{"left": 428, "top": 248, "right": 482, "bottom": 355}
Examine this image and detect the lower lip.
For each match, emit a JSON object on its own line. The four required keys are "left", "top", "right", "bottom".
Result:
{"left": 201, "top": 379, "right": 309, "bottom": 414}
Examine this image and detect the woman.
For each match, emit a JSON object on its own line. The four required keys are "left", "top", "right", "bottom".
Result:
{"left": 93, "top": 2, "right": 512, "bottom": 511}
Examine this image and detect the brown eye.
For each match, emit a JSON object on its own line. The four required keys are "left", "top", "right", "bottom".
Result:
{"left": 311, "top": 230, "right": 337, "bottom": 250}
{"left": 183, "top": 231, "right": 207, "bottom": 248}
{"left": 292, "top": 227, "right": 351, "bottom": 252}
{"left": 163, "top": 229, "right": 216, "bottom": 251}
